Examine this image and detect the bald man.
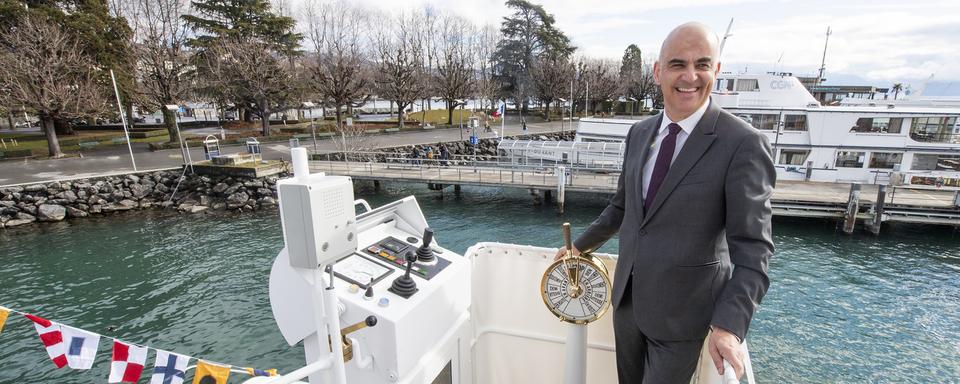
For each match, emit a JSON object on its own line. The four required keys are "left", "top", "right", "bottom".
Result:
{"left": 557, "top": 22, "right": 774, "bottom": 382}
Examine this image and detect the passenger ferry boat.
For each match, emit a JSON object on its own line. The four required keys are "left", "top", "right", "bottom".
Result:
{"left": 573, "top": 72, "right": 960, "bottom": 187}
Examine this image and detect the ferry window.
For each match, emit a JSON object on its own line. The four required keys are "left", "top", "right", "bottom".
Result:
{"left": 868, "top": 152, "right": 903, "bottom": 169}
{"left": 736, "top": 113, "right": 777, "bottom": 130}
{"left": 735, "top": 79, "right": 759, "bottom": 92}
{"left": 912, "top": 154, "right": 960, "bottom": 171}
{"left": 783, "top": 115, "right": 807, "bottom": 131}
{"left": 910, "top": 116, "right": 959, "bottom": 143}
{"left": 852, "top": 117, "right": 903, "bottom": 133}
{"left": 726, "top": 79, "right": 734, "bottom": 91}
{"left": 835, "top": 151, "right": 865, "bottom": 168}
{"left": 778, "top": 149, "right": 809, "bottom": 165}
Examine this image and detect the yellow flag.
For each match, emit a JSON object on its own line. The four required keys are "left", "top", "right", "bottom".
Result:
{"left": 193, "top": 360, "right": 230, "bottom": 384}
{"left": 0, "top": 306, "right": 8, "bottom": 334}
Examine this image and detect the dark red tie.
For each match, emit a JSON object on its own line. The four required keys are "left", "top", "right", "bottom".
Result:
{"left": 644, "top": 123, "right": 682, "bottom": 211}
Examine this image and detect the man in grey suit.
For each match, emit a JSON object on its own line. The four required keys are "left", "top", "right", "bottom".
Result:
{"left": 556, "top": 22, "right": 774, "bottom": 382}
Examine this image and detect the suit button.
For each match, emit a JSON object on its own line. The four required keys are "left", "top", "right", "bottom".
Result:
{"left": 639, "top": 229, "right": 647, "bottom": 236}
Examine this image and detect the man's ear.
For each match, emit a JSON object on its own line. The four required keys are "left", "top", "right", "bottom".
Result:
{"left": 653, "top": 61, "right": 661, "bottom": 85}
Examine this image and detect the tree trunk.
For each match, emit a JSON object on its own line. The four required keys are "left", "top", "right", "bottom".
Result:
{"left": 447, "top": 104, "right": 455, "bottom": 126}
{"left": 261, "top": 108, "right": 271, "bottom": 136}
{"left": 335, "top": 106, "right": 343, "bottom": 132}
{"left": 125, "top": 102, "right": 135, "bottom": 128}
{"left": 6, "top": 113, "right": 13, "bottom": 131}
{"left": 398, "top": 104, "right": 405, "bottom": 129}
{"left": 163, "top": 108, "right": 179, "bottom": 144}
{"left": 544, "top": 101, "right": 552, "bottom": 121}
{"left": 42, "top": 117, "right": 63, "bottom": 158}
{"left": 54, "top": 118, "right": 74, "bottom": 135}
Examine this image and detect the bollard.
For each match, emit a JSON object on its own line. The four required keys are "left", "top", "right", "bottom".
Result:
{"left": 867, "top": 185, "right": 886, "bottom": 235}
{"left": 805, "top": 160, "right": 813, "bottom": 181}
{"left": 843, "top": 183, "right": 861, "bottom": 234}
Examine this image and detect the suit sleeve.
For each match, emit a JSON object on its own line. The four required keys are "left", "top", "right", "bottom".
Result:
{"left": 573, "top": 128, "right": 633, "bottom": 252}
{"left": 711, "top": 131, "right": 775, "bottom": 341}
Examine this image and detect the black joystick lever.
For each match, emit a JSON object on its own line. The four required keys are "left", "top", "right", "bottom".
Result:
{"left": 388, "top": 251, "right": 419, "bottom": 298}
{"left": 417, "top": 228, "right": 436, "bottom": 263}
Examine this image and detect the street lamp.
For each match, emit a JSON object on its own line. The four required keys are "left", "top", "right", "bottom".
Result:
{"left": 165, "top": 104, "right": 193, "bottom": 173}
{"left": 302, "top": 101, "right": 318, "bottom": 152}
{"left": 455, "top": 99, "right": 466, "bottom": 141}
{"left": 557, "top": 98, "right": 567, "bottom": 133}
{"left": 627, "top": 97, "right": 638, "bottom": 117}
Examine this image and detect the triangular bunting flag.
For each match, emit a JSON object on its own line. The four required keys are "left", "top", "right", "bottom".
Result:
{"left": 0, "top": 306, "right": 9, "bottom": 334}
{"left": 24, "top": 313, "right": 67, "bottom": 368}
{"left": 150, "top": 350, "right": 190, "bottom": 384}
{"left": 60, "top": 325, "right": 100, "bottom": 369}
{"left": 109, "top": 340, "right": 147, "bottom": 383}
{"left": 192, "top": 360, "right": 230, "bottom": 384}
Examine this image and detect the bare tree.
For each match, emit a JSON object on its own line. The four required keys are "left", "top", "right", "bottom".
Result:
{"left": 203, "top": 37, "right": 299, "bottom": 136}
{"left": 576, "top": 58, "right": 619, "bottom": 116}
{"left": 370, "top": 11, "right": 426, "bottom": 129}
{"left": 128, "top": 0, "right": 194, "bottom": 143}
{"left": 434, "top": 14, "right": 475, "bottom": 126}
{"left": 532, "top": 52, "right": 572, "bottom": 120}
{"left": 303, "top": 0, "right": 370, "bottom": 132}
{"left": 0, "top": 16, "right": 108, "bottom": 157}
{"left": 474, "top": 24, "right": 501, "bottom": 111}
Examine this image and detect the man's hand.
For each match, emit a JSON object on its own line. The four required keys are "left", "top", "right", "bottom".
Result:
{"left": 708, "top": 326, "right": 744, "bottom": 380}
{"left": 553, "top": 245, "right": 581, "bottom": 261}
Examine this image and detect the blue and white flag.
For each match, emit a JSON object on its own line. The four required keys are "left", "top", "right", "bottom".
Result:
{"left": 150, "top": 350, "right": 190, "bottom": 384}
{"left": 60, "top": 325, "right": 100, "bottom": 369}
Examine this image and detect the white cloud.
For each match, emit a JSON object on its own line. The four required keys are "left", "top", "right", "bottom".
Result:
{"left": 281, "top": 0, "right": 960, "bottom": 84}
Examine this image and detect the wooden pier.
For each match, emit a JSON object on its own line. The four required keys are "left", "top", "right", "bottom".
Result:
{"left": 309, "top": 159, "right": 960, "bottom": 233}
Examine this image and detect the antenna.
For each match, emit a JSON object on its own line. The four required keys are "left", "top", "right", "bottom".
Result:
{"left": 718, "top": 18, "right": 735, "bottom": 60}
{"left": 816, "top": 26, "right": 832, "bottom": 86}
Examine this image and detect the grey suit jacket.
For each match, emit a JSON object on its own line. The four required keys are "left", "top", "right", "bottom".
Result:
{"left": 574, "top": 100, "right": 775, "bottom": 342}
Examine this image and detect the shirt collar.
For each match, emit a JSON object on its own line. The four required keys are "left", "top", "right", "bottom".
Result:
{"left": 659, "top": 98, "right": 711, "bottom": 135}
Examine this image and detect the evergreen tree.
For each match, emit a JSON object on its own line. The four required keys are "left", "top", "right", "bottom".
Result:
{"left": 182, "top": 0, "right": 301, "bottom": 54}
{"left": 492, "top": 0, "right": 574, "bottom": 111}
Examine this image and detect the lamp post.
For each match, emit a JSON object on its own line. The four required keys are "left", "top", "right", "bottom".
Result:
{"left": 628, "top": 97, "right": 637, "bottom": 117}
{"left": 165, "top": 104, "right": 193, "bottom": 173}
{"left": 456, "top": 99, "right": 466, "bottom": 141}
{"left": 557, "top": 98, "right": 567, "bottom": 133}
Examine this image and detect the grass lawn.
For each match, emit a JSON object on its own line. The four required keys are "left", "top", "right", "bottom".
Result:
{"left": 406, "top": 109, "right": 495, "bottom": 125}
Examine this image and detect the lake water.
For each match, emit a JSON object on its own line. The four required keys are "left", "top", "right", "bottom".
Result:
{"left": 1, "top": 182, "right": 959, "bottom": 382}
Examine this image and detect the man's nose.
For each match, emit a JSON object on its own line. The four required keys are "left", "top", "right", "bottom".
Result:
{"left": 679, "top": 66, "right": 698, "bottom": 83}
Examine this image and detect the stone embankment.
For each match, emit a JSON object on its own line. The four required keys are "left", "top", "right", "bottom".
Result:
{"left": 325, "top": 131, "right": 576, "bottom": 162}
{"left": 0, "top": 131, "right": 577, "bottom": 229}
{"left": 0, "top": 171, "right": 285, "bottom": 229}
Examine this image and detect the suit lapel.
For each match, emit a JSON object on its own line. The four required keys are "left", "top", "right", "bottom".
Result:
{"left": 640, "top": 102, "right": 720, "bottom": 227}
{"left": 632, "top": 115, "right": 661, "bottom": 221}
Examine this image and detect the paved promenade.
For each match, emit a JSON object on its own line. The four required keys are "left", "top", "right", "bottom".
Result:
{"left": 0, "top": 118, "right": 573, "bottom": 186}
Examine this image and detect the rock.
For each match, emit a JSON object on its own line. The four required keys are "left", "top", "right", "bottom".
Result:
{"left": 227, "top": 191, "right": 249, "bottom": 206}
{"left": 189, "top": 205, "right": 208, "bottom": 214}
{"left": 139, "top": 200, "right": 154, "bottom": 209}
{"left": 119, "top": 199, "right": 137, "bottom": 209}
{"left": 23, "top": 184, "right": 44, "bottom": 192}
{"left": 77, "top": 190, "right": 88, "bottom": 200}
{"left": 260, "top": 196, "right": 277, "bottom": 206}
{"left": 21, "top": 205, "right": 37, "bottom": 215}
{"left": 1, "top": 207, "right": 18, "bottom": 215}
{"left": 200, "top": 195, "right": 212, "bottom": 206}
{"left": 126, "top": 174, "right": 141, "bottom": 183}
{"left": 0, "top": 200, "right": 14, "bottom": 208}
{"left": 2, "top": 186, "right": 23, "bottom": 194}
{"left": 256, "top": 188, "right": 273, "bottom": 197}
{"left": 37, "top": 204, "right": 66, "bottom": 221}
{"left": 154, "top": 184, "right": 170, "bottom": 194}
{"left": 212, "top": 183, "right": 229, "bottom": 194}
{"left": 223, "top": 186, "right": 239, "bottom": 196}
{"left": 212, "top": 202, "right": 226, "bottom": 210}
{"left": 129, "top": 184, "right": 149, "bottom": 199}
{"left": 160, "top": 201, "right": 174, "bottom": 209}
{"left": 199, "top": 176, "right": 212, "bottom": 184}
{"left": 244, "top": 180, "right": 262, "bottom": 188}
{"left": 5, "top": 218, "right": 34, "bottom": 227}
{"left": 65, "top": 206, "right": 89, "bottom": 218}
{"left": 177, "top": 203, "right": 194, "bottom": 212}
{"left": 89, "top": 205, "right": 102, "bottom": 214}
{"left": 63, "top": 190, "right": 78, "bottom": 203}
{"left": 16, "top": 212, "right": 36, "bottom": 221}
{"left": 102, "top": 200, "right": 137, "bottom": 213}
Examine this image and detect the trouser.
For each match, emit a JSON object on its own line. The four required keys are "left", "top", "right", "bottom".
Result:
{"left": 614, "top": 278, "right": 704, "bottom": 383}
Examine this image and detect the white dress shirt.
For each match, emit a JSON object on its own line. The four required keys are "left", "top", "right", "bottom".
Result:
{"left": 642, "top": 99, "right": 711, "bottom": 199}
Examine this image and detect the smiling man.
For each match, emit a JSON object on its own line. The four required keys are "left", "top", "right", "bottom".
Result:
{"left": 557, "top": 22, "right": 775, "bottom": 382}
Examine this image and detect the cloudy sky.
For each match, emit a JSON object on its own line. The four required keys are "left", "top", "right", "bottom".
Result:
{"left": 288, "top": 0, "right": 960, "bottom": 95}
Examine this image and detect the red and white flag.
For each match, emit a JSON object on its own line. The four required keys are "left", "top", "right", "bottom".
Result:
{"left": 109, "top": 340, "right": 147, "bottom": 383}
{"left": 24, "top": 313, "right": 67, "bottom": 368}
